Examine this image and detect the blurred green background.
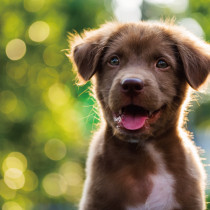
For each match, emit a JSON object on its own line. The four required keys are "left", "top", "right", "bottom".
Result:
{"left": 0, "top": 0, "right": 210, "bottom": 209}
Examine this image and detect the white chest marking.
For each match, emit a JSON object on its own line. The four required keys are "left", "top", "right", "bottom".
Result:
{"left": 127, "top": 144, "right": 180, "bottom": 210}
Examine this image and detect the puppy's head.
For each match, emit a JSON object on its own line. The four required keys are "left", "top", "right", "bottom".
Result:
{"left": 68, "top": 22, "right": 210, "bottom": 141}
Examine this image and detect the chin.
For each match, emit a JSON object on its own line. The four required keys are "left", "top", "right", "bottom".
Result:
{"left": 109, "top": 119, "right": 158, "bottom": 143}
{"left": 113, "top": 128, "right": 153, "bottom": 143}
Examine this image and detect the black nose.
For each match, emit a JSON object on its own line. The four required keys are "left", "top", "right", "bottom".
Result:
{"left": 121, "top": 78, "right": 144, "bottom": 95}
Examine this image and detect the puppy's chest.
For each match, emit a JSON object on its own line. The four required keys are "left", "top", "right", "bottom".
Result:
{"left": 126, "top": 169, "right": 179, "bottom": 210}
{"left": 122, "top": 144, "right": 180, "bottom": 210}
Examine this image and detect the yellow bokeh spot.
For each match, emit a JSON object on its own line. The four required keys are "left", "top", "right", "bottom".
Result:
{"left": 59, "top": 161, "right": 84, "bottom": 202}
{"left": 2, "top": 152, "right": 27, "bottom": 173}
{"left": 4, "top": 168, "right": 25, "bottom": 190}
{"left": 15, "top": 196, "right": 33, "bottom": 210}
{"left": 2, "top": 12, "right": 25, "bottom": 39}
{"left": 43, "top": 45, "right": 63, "bottom": 66}
{"left": 58, "top": 109, "right": 82, "bottom": 134}
{"left": 37, "top": 67, "right": 59, "bottom": 89}
{"left": 42, "top": 173, "right": 67, "bottom": 197}
{"left": 6, "top": 39, "right": 26, "bottom": 61}
{"left": 22, "top": 170, "right": 38, "bottom": 192}
{"left": 0, "top": 91, "right": 17, "bottom": 114}
{"left": 48, "top": 83, "right": 69, "bottom": 106}
{"left": 44, "top": 139, "right": 66, "bottom": 161}
{"left": 24, "top": 0, "right": 45, "bottom": 12}
{"left": 59, "top": 161, "right": 84, "bottom": 186}
{"left": 64, "top": 185, "right": 83, "bottom": 203}
{"left": 2, "top": 201, "right": 23, "bottom": 210}
{"left": 6, "top": 61, "right": 28, "bottom": 81}
{"left": 6, "top": 100, "right": 27, "bottom": 122}
{"left": 0, "top": 179, "right": 16, "bottom": 200}
{"left": 29, "top": 21, "right": 50, "bottom": 42}
{"left": 3, "top": 157, "right": 25, "bottom": 173}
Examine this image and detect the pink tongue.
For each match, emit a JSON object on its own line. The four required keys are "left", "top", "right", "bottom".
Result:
{"left": 121, "top": 114, "right": 147, "bottom": 130}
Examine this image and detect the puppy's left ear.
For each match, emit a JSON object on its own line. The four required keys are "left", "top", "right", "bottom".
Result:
{"left": 171, "top": 28, "right": 210, "bottom": 90}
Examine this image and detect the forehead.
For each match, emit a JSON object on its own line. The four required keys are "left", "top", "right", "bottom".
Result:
{"left": 105, "top": 24, "right": 174, "bottom": 58}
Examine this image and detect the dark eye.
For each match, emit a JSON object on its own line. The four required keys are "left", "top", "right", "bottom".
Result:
{"left": 108, "top": 56, "right": 120, "bottom": 66}
{"left": 156, "top": 59, "right": 169, "bottom": 69}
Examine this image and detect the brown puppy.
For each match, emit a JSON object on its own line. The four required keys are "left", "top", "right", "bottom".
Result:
{"left": 68, "top": 21, "right": 210, "bottom": 210}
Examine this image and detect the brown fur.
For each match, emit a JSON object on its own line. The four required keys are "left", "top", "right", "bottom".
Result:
{"left": 68, "top": 21, "right": 210, "bottom": 210}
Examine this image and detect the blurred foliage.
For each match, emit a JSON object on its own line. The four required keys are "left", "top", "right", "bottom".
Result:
{"left": 0, "top": 0, "right": 111, "bottom": 209}
{"left": 0, "top": 0, "right": 210, "bottom": 209}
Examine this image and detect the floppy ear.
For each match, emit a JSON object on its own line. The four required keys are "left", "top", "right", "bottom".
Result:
{"left": 68, "top": 23, "right": 120, "bottom": 84}
{"left": 70, "top": 39, "right": 104, "bottom": 83}
{"left": 171, "top": 27, "right": 210, "bottom": 90}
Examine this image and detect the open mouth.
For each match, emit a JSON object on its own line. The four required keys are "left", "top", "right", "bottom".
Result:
{"left": 113, "top": 105, "right": 162, "bottom": 131}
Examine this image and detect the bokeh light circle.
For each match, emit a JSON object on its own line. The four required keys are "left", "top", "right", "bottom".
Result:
{"left": 2, "top": 201, "right": 23, "bottom": 210}
{"left": 29, "top": 21, "right": 50, "bottom": 42}
{"left": 0, "top": 91, "right": 17, "bottom": 114}
{"left": 59, "top": 161, "right": 84, "bottom": 186}
{"left": 4, "top": 168, "right": 25, "bottom": 190}
{"left": 42, "top": 173, "right": 68, "bottom": 197}
{"left": 22, "top": 170, "right": 39, "bottom": 192}
{"left": 48, "top": 83, "right": 68, "bottom": 106}
{"left": 6, "top": 39, "right": 26, "bottom": 61}
{"left": 24, "top": 0, "right": 45, "bottom": 12}
{"left": 44, "top": 139, "right": 67, "bottom": 161}
{"left": 2, "top": 152, "right": 27, "bottom": 173}
{"left": 43, "top": 45, "right": 63, "bottom": 66}
{"left": 3, "top": 157, "right": 25, "bottom": 173}
{"left": 179, "top": 18, "right": 205, "bottom": 38}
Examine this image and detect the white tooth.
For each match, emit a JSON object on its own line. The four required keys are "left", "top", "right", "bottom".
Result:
{"left": 114, "top": 116, "right": 121, "bottom": 123}
{"left": 115, "top": 116, "right": 122, "bottom": 123}
{"left": 119, "top": 109, "right": 122, "bottom": 115}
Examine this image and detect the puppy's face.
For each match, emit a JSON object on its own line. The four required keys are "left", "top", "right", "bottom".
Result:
{"left": 69, "top": 22, "right": 210, "bottom": 141}
{"left": 96, "top": 26, "right": 185, "bottom": 140}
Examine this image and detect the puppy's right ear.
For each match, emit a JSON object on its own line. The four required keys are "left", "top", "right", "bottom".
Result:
{"left": 69, "top": 36, "right": 104, "bottom": 84}
{"left": 68, "top": 23, "right": 119, "bottom": 84}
